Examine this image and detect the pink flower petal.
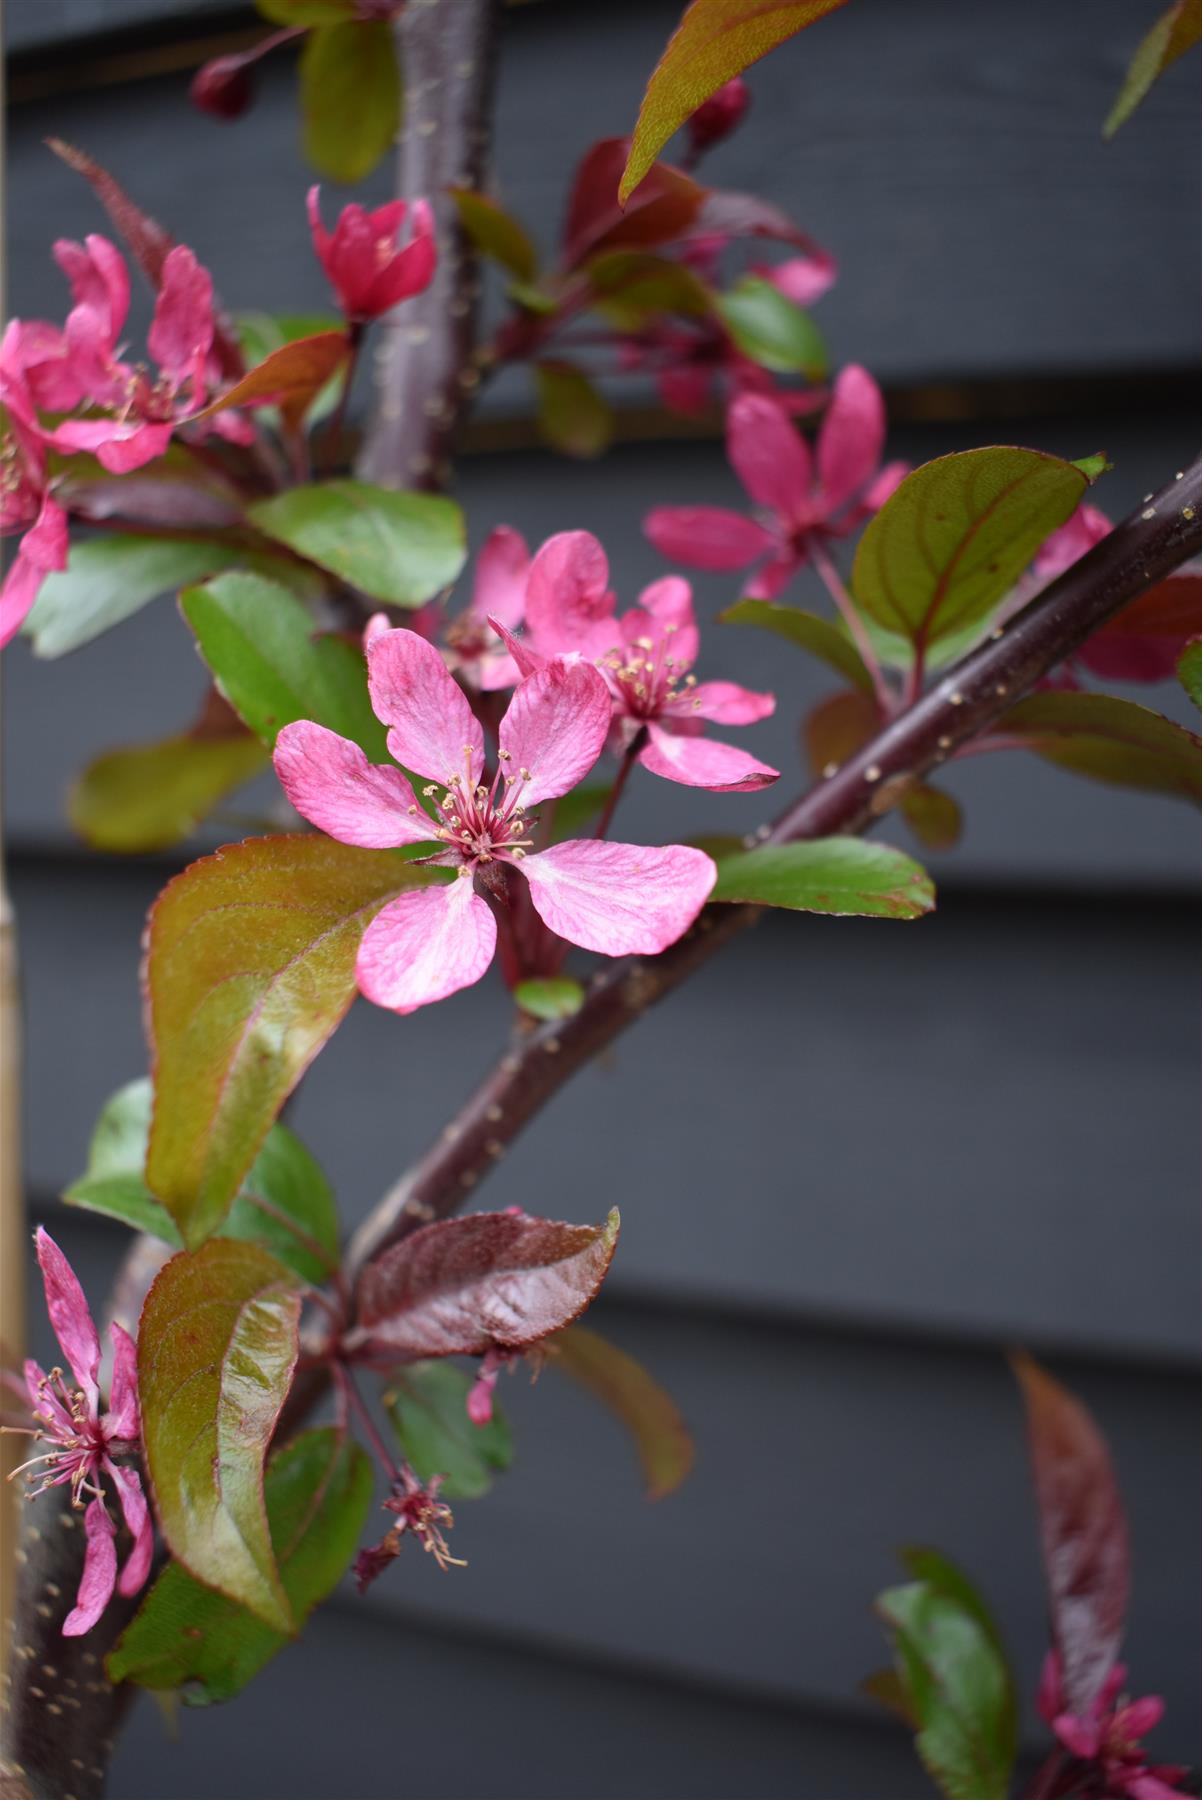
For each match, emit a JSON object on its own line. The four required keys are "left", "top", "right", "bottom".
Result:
{"left": 643, "top": 505, "right": 775, "bottom": 571}
{"left": 817, "top": 364, "right": 885, "bottom": 514}
{"left": 50, "top": 417, "right": 175, "bottom": 474}
{"left": 758, "top": 250, "right": 838, "bottom": 307}
{"left": 368, "top": 628, "right": 485, "bottom": 788}
{"left": 1035, "top": 503, "right": 1113, "bottom": 580}
{"left": 521, "top": 840, "right": 716, "bottom": 955}
{"left": 54, "top": 234, "right": 130, "bottom": 343}
{"left": 471, "top": 526, "right": 530, "bottom": 629}
{"left": 147, "top": 246, "right": 215, "bottom": 393}
{"left": 360, "top": 230, "right": 438, "bottom": 318}
{"left": 1127, "top": 1777, "right": 1187, "bottom": 1800}
{"left": 524, "top": 531, "right": 616, "bottom": 659}
{"left": 726, "top": 392, "right": 812, "bottom": 522}
{"left": 0, "top": 548, "right": 49, "bottom": 650}
{"left": 107, "top": 1461, "right": 154, "bottom": 1597}
{"left": 658, "top": 365, "right": 712, "bottom": 417}
{"left": 683, "top": 679, "right": 775, "bottom": 724}
{"left": 1053, "top": 1714, "right": 1102, "bottom": 1760}
{"left": 632, "top": 574, "right": 700, "bottom": 666}
{"left": 104, "top": 1322, "right": 140, "bottom": 1442}
{"left": 35, "top": 1228, "right": 101, "bottom": 1410}
{"left": 488, "top": 617, "right": 546, "bottom": 679}
{"left": 638, "top": 723, "right": 779, "bottom": 791}
{"left": 498, "top": 661, "right": 612, "bottom": 807}
{"left": 62, "top": 1497, "right": 117, "bottom": 1637}
{"left": 356, "top": 878, "right": 496, "bottom": 1013}
{"left": 1119, "top": 1697, "right": 1166, "bottom": 1738}
{"left": 274, "top": 720, "right": 433, "bottom": 847}
{"left": 306, "top": 186, "right": 332, "bottom": 267}
{"left": 475, "top": 649, "right": 523, "bottom": 692}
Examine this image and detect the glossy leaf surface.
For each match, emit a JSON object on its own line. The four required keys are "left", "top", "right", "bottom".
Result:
{"left": 386, "top": 1362, "right": 514, "bottom": 1500}
{"left": 138, "top": 1241, "right": 300, "bottom": 1632}
{"left": 549, "top": 1325, "right": 693, "bottom": 1500}
{"left": 716, "top": 275, "right": 826, "bottom": 376}
{"left": 146, "top": 836, "right": 446, "bottom": 1247}
{"left": 108, "top": 1428, "right": 371, "bottom": 1703}
{"left": 351, "top": 1209, "right": 621, "bottom": 1359}
{"left": 182, "top": 571, "right": 388, "bottom": 757}
{"left": 621, "top": 0, "right": 851, "bottom": 200}
{"left": 564, "top": 138, "right": 703, "bottom": 267}
{"left": 1013, "top": 1354, "right": 1130, "bottom": 1715}
{"left": 852, "top": 448, "right": 1094, "bottom": 653}
{"left": 249, "top": 481, "right": 466, "bottom": 606}
{"left": 711, "top": 838, "right": 935, "bottom": 919}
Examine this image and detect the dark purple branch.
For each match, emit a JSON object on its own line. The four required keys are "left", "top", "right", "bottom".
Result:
{"left": 345, "top": 452, "right": 1202, "bottom": 1278}
{"left": 355, "top": 0, "right": 500, "bottom": 490}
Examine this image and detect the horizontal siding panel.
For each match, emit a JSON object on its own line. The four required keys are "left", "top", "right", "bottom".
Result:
{"left": 8, "top": 0, "right": 1202, "bottom": 382}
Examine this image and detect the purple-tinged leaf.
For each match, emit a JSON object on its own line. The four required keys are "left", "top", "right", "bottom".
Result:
{"left": 145, "top": 836, "right": 449, "bottom": 1248}
{"left": 1013, "top": 1353, "right": 1130, "bottom": 1715}
{"left": 1000, "top": 692, "right": 1202, "bottom": 809}
{"left": 901, "top": 783, "right": 963, "bottom": 853}
{"left": 691, "top": 189, "right": 836, "bottom": 267}
{"left": 348, "top": 1209, "right": 621, "bottom": 1360}
{"left": 620, "top": 1, "right": 851, "bottom": 202}
{"left": 192, "top": 332, "right": 349, "bottom": 434}
{"left": 1079, "top": 572, "right": 1202, "bottom": 683}
{"left": 48, "top": 138, "right": 245, "bottom": 379}
{"left": 548, "top": 1325, "right": 693, "bottom": 1501}
{"left": 1104, "top": 0, "right": 1202, "bottom": 137}
{"left": 564, "top": 138, "right": 704, "bottom": 269}
{"left": 138, "top": 1241, "right": 301, "bottom": 1633}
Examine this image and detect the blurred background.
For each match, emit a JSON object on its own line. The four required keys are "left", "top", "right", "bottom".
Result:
{"left": 5, "top": 1, "right": 1201, "bottom": 1795}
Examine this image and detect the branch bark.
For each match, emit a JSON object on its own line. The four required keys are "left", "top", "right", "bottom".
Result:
{"left": 345, "top": 451, "right": 1202, "bottom": 1277}
{"left": 355, "top": 0, "right": 501, "bottom": 491}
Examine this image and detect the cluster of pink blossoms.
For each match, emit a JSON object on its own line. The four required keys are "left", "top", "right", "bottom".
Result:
{"left": 645, "top": 366, "right": 906, "bottom": 598}
{"left": 7, "top": 1231, "right": 151, "bottom": 1636}
{"left": 275, "top": 628, "right": 720, "bottom": 1014}
{"left": 1038, "top": 1653, "right": 1187, "bottom": 1799}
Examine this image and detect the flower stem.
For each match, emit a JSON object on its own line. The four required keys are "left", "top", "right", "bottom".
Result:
{"left": 325, "top": 322, "right": 363, "bottom": 469}
{"left": 594, "top": 738, "right": 643, "bottom": 839}
{"left": 334, "top": 1364, "right": 399, "bottom": 1483}
{"left": 810, "top": 538, "right": 897, "bottom": 717}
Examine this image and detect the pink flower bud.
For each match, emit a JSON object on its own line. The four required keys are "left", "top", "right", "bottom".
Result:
{"left": 307, "top": 188, "right": 437, "bottom": 325}
{"left": 687, "top": 77, "right": 750, "bottom": 155}
{"left": 190, "top": 54, "right": 256, "bottom": 122}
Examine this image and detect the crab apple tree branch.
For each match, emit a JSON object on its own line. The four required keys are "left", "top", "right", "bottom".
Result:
{"left": 355, "top": 0, "right": 500, "bottom": 491}
{"left": 346, "top": 451, "right": 1202, "bottom": 1279}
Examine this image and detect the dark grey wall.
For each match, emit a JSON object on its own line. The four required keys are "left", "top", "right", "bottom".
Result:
{"left": 5, "top": 3, "right": 1201, "bottom": 1797}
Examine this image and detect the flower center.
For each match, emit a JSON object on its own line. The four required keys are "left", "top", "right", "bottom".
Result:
{"left": 424, "top": 745, "right": 535, "bottom": 870}
{"left": 600, "top": 624, "right": 698, "bottom": 721}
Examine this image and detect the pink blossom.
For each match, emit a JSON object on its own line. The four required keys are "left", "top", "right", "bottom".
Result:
{"left": 1035, "top": 505, "right": 1202, "bottom": 683}
{"left": 8, "top": 1230, "right": 152, "bottom": 1635}
{"left": 496, "top": 530, "right": 778, "bottom": 792}
{"left": 753, "top": 251, "right": 839, "bottom": 310}
{"left": 1037, "top": 1653, "right": 1188, "bottom": 1798}
{"left": 645, "top": 369, "right": 907, "bottom": 598}
{"left": 354, "top": 1466, "right": 463, "bottom": 1592}
{"left": 32, "top": 234, "right": 222, "bottom": 473}
{"left": 687, "top": 77, "right": 751, "bottom": 155}
{"left": 273, "top": 631, "right": 717, "bottom": 1013}
{"left": 0, "top": 326, "right": 69, "bottom": 649}
{"left": 308, "top": 187, "right": 436, "bottom": 325}
{"left": 619, "top": 315, "right": 826, "bottom": 422}
{"left": 442, "top": 526, "right": 531, "bottom": 691}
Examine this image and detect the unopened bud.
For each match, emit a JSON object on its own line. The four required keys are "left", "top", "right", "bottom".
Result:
{"left": 190, "top": 54, "right": 256, "bottom": 122}
{"left": 687, "top": 76, "right": 750, "bottom": 155}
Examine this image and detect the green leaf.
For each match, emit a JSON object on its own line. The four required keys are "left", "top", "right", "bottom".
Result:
{"left": 25, "top": 536, "right": 243, "bottom": 659}
{"left": 65, "top": 1077, "right": 340, "bottom": 1284}
{"left": 138, "top": 1241, "right": 300, "bottom": 1633}
{"left": 720, "top": 599, "right": 874, "bottom": 694}
{"left": 514, "top": 977, "right": 585, "bottom": 1022}
{"left": 853, "top": 447, "right": 1097, "bottom": 654}
{"left": 1178, "top": 637, "right": 1202, "bottom": 713}
{"left": 181, "top": 571, "right": 388, "bottom": 757}
{"left": 716, "top": 275, "right": 827, "bottom": 376}
{"left": 109, "top": 1427, "right": 371, "bottom": 1703}
{"left": 385, "top": 1362, "right": 514, "bottom": 1501}
{"left": 901, "top": 784, "right": 963, "bottom": 854}
{"left": 1001, "top": 692, "right": 1202, "bottom": 808}
{"left": 258, "top": 0, "right": 358, "bottom": 21}
{"left": 620, "top": 0, "right": 851, "bottom": 201}
{"left": 534, "top": 361, "right": 614, "bottom": 459}
{"left": 300, "top": 21, "right": 401, "bottom": 184}
{"left": 545, "top": 781, "right": 612, "bottom": 842}
{"left": 192, "top": 332, "right": 348, "bottom": 434}
{"left": 549, "top": 1325, "right": 693, "bottom": 1501}
{"left": 877, "top": 1579, "right": 1016, "bottom": 1800}
{"left": 506, "top": 279, "right": 559, "bottom": 316}
{"left": 448, "top": 188, "right": 538, "bottom": 282}
{"left": 1104, "top": 0, "right": 1202, "bottom": 136}
{"left": 711, "top": 838, "right": 935, "bottom": 919}
{"left": 248, "top": 480, "right": 466, "bottom": 607}
{"left": 145, "top": 835, "right": 450, "bottom": 1248}
{"left": 70, "top": 726, "right": 269, "bottom": 854}
{"left": 899, "top": 1548, "right": 1017, "bottom": 1755}
{"left": 585, "top": 250, "right": 712, "bottom": 331}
